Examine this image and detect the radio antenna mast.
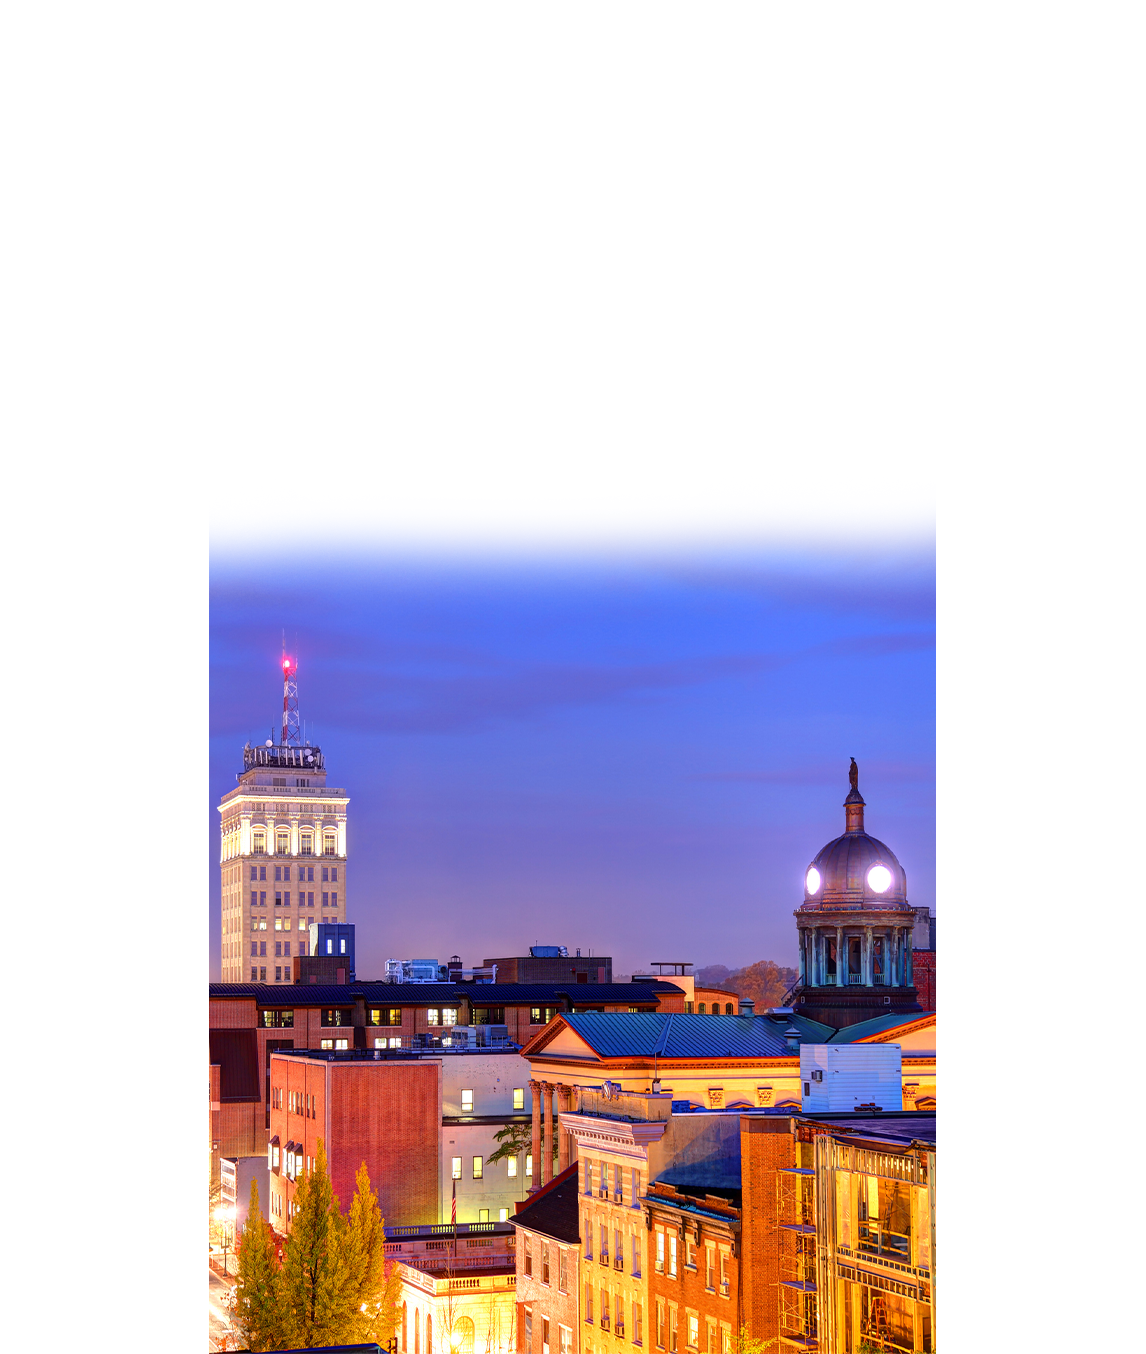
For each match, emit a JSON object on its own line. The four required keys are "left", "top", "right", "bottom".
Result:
{"left": 281, "top": 632, "right": 301, "bottom": 746}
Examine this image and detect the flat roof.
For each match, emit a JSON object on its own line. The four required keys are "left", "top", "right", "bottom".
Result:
{"left": 209, "top": 980, "right": 673, "bottom": 1006}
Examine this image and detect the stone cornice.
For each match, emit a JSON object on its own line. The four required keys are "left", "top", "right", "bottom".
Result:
{"left": 561, "top": 1112, "right": 668, "bottom": 1157}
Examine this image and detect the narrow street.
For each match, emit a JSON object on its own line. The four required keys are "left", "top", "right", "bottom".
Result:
{"left": 207, "top": 1262, "right": 236, "bottom": 1351}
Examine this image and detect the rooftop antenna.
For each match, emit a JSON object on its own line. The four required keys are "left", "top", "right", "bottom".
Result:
{"left": 281, "top": 632, "right": 301, "bottom": 746}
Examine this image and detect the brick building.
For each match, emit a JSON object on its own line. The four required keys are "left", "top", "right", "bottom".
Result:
{"left": 267, "top": 1048, "right": 441, "bottom": 1229}
{"left": 645, "top": 1181, "right": 741, "bottom": 1354}
{"left": 209, "top": 980, "right": 682, "bottom": 1173}
{"left": 739, "top": 1110, "right": 936, "bottom": 1353}
{"left": 514, "top": 1165, "right": 581, "bottom": 1354}
{"left": 485, "top": 947, "right": 613, "bottom": 985}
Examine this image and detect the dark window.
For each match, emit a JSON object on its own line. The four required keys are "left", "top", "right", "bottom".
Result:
{"left": 260, "top": 866, "right": 267, "bottom": 881}
{"left": 274, "top": 866, "right": 282, "bottom": 881}
{"left": 307, "top": 892, "right": 314, "bottom": 906}
{"left": 332, "top": 892, "right": 338, "bottom": 907}
{"left": 250, "top": 866, "right": 257, "bottom": 881}
{"left": 275, "top": 966, "right": 282, "bottom": 981}
{"left": 725, "top": 1003, "right": 734, "bottom": 1015}
{"left": 307, "top": 868, "right": 314, "bottom": 882}
{"left": 321, "top": 1008, "right": 354, "bottom": 1027}
{"left": 259, "top": 942, "right": 267, "bottom": 957}
{"left": 285, "top": 942, "right": 291, "bottom": 957}
{"left": 260, "top": 1010, "right": 294, "bottom": 1028}
{"left": 322, "top": 893, "right": 328, "bottom": 908}
{"left": 251, "top": 967, "right": 257, "bottom": 980}
{"left": 250, "top": 942, "right": 257, "bottom": 957}
{"left": 275, "top": 942, "right": 282, "bottom": 957}
{"left": 259, "top": 967, "right": 266, "bottom": 981}
{"left": 275, "top": 893, "right": 282, "bottom": 907}
{"left": 331, "top": 868, "right": 338, "bottom": 882}
{"left": 250, "top": 891, "right": 257, "bottom": 907}
{"left": 260, "top": 892, "right": 267, "bottom": 907}
{"left": 472, "top": 1007, "right": 505, "bottom": 1024}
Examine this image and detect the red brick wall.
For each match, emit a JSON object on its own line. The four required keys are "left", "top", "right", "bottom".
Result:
{"left": 269, "top": 1056, "right": 440, "bottom": 1229}
{"left": 647, "top": 1200, "right": 740, "bottom": 1354}
{"left": 913, "top": 950, "right": 936, "bottom": 1011}
{"left": 739, "top": 1117, "right": 795, "bottom": 1347}
{"left": 516, "top": 1228, "right": 581, "bottom": 1354}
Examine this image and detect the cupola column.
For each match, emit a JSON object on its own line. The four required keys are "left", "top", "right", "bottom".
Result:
{"left": 798, "top": 929, "right": 807, "bottom": 985}
{"left": 836, "top": 925, "right": 844, "bottom": 986}
{"left": 863, "top": 926, "right": 873, "bottom": 986}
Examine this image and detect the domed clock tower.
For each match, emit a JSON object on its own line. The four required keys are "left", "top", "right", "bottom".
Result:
{"left": 792, "top": 760, "right": 923, "bottom": 1029}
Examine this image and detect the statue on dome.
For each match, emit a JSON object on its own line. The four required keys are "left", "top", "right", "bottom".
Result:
{"left": 849, "top": 757, "right": 859, "bottom": 790}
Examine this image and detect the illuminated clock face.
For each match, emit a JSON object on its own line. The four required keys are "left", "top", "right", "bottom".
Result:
{"left": 867, "top": 865, "right": 892, "bottom": 893}
{"left": 805, "top": 867, "right": 822, "bottom": 894}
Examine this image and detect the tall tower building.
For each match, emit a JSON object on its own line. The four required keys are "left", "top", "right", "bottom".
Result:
{"left": 218, "top": 653, "right": 349, "bottom": 985}
{"left": 790, "top": 759, "right": 921, "bottom": 1029}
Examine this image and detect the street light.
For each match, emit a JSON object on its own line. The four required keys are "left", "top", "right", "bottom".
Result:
{"left": 214, "top": 1205, "right": 236, "bottom": 1275}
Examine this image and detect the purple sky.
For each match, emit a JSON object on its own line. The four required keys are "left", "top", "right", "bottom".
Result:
{"left": 209, "top": 547, "right": 934, "bottom": 982}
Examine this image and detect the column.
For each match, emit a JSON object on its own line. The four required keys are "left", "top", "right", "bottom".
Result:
{"left": 541, "top": 1082, "right": 555, "bottom": 1187}
{"left": 906, "top": 936, "right": 914, "bottom": 988}
{"left": 863, "top": 926, "right": 873, "bottom": 986}
{"left": 529, "top": 1081, "right": 541, "bottom": 1193}
{"left": 798, "top": 929, "right": 806, "bottom": 986}
{"left": 836, "top": 926, "right": 844, "bottom": 986}
{"left": 557, "top": 1084, "right": 572, "bottom": 1172}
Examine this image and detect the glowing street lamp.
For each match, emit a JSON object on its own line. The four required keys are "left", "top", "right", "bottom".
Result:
{"left": 214, "top": 1205, "right": 236, "bottom": 1275}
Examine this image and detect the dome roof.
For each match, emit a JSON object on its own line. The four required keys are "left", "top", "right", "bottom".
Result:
{"left": 800, "top": 759, "right": 911, "bottom": 908}
{"left": 804, "top": 830, "right": 908, "bottom": 906}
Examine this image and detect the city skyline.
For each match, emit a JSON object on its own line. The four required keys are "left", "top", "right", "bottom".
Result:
{"left": 210, "top": 545, "right": 934, "bottom": 983}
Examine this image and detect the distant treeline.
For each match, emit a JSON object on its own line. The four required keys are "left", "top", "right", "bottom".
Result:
{"left": 694, "top": 960, "right": 798, "bottom": 1010}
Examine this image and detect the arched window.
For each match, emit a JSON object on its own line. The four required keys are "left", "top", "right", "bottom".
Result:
{"left": 253, "top": 830, "right": 266, "bottom": 855}
{"left": 426, "top": 1315, "right": 432, "bottom": 1354}
{"left": 402, "top": 1303, "right": 407, "bottom": 1352}
{"left": 415, "top": 1310, "right": 420, "bottom": 1354}
{"left": 452, "top": 1317, "right": 475, "bottom": 1354}
{"left": 698, "top": 1003, "right": 706, "bottom": 1013}
{"left": 324, "top": 832, "right": 336, "bottom": 856}
{"left": 276, "top": 830, "right": 290, "bottom": 855}
{"left": 725, "top": 1003, "right": 734, "bottom": 1015}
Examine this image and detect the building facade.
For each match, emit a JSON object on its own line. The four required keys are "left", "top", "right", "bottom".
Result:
{"left": 387, "top": 1221, "right": 518, "bottom": 1354}
{"left": 218, "top": 736, "right": 349, "bottom": 985}
{"left": 514, "top": 1165, "right": 582, "bottom": 1354}
{"left": 644, "top": 1181, "right": 741, "bottom": 1354}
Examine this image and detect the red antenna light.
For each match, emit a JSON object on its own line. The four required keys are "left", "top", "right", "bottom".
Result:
{"left": 280, "top": 633, "right": 301, "bottom": 746}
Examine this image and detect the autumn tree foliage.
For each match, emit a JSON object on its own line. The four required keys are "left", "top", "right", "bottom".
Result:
{"left": 695, "top": 959, "right": 798, "bottom": 1010}
{"left": 231, "top": 1141, "right": 400, "bottom": 1352}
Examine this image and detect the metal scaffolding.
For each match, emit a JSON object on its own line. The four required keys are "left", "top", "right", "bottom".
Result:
{"left": 777, "top": 1166, "right": 818, "bottom": 1350}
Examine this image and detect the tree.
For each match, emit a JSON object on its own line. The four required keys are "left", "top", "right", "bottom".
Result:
{"left": 232, "top": 1177, "right": 282, "bottom": 1353}
{"left": 486, "top": 1121, "right": 556, "bottom": 1177}
{"left": 721, "top": 960, "right": 798, "bottom": 1010}
{"left": 278, "top": 1139, "right": 348, "bottom": 1349}
{"left": 340, "top": 1162, "right": 402, "bottom": 1348}
{"left": 735, "top": 1326, "right": 777, "bottom": 1353}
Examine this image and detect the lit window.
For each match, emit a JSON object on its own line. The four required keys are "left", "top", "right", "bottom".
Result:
{"left": 479, "top": 1208, "right": 489, "bottom": 1223}
{"left": 526, "top": 1154, "right": 533, "bottom": 1178}
{"left": 688, "top": 1316, "right": 699, "bottom": 1349}
{"left": 513, "top": 1088, "right": 524, "bottom": 1110}
{"left": 324, "top": 834, "right": 336, "bottom": 856}
{"left": 253, "top": 831, "right": 266, "bottom": 855}
{"left": 275, "top": 918, "right": 283, "bottom": 932}
{"left": 335, "top": 1038, "right": 348, "bottom": 1049}
{"left": 461, "top": 1090, "right": 473, "bottom": 1112}
{"left": 301, "top": 832, "right": 313, "bottom": 855}
{"left": 473, "top": 1157, "right": 483, "bottom": 1179}
{"left": 500, "top": 1208, "right": 509, "bottom": 1223}
{"left": 299, "top": 918, "right": 307, "bottom": 931}
{"left": 442, "top": 1008, "right": 458, "bottom": 1027}
{"left": 452, "top": 1157, "right": 462, "bottom": 1180}
{"left": 276, "top": 831, "right": 290, "bottom": 855}
{"left": 340, "top": 939, "right": 347, "bottom": 954}
{"left": 389, "top": 1037, "right": 402, "bottom": 1048}
{"left": 321, "top": 1039, "right": 333, "bottom": 1050}
{"left": 508, "top": 1156, "right": 518, "bottom": 1178}
{"left": 390, "top": 1009, "right": 402, "bottom": 1026}
{"left": 426, "top": 1009, "right": 440, "bottom": 1026}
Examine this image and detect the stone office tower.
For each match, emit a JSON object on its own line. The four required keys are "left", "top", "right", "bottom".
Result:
{"left": 791, "top": 761, "right": 921, "bottom": 1029}
{"left": 218, "top": 654, "right": 349, "bottom": 984}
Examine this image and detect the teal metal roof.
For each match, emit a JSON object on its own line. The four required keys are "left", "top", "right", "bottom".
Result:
{"left": 825, "top": 1011, "right": 930, "bottom": 1043}
{"left": 561, "top": 1011, "right": 830, "bottom": 1059}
